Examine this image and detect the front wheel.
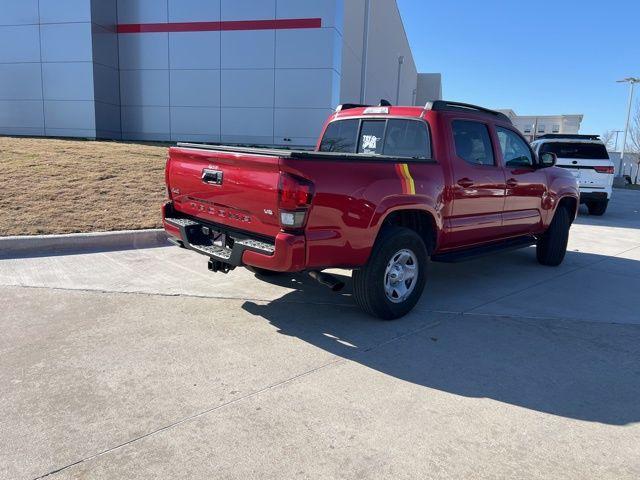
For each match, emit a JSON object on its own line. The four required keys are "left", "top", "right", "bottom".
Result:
{"left": 587, "top": 199, "right": 608, "bottom": 216}
{"left": 352, "top": 226, "right": 428, "bottom": 320}
{"left": 536, "top": 207, "right": 571, "bottom": 266}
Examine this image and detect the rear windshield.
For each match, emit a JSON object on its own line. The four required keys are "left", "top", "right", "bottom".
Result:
{"left": 539, "top": 142, "right": 609, "bottom": 159}
{"left": 319, "top": 118, "right": 431, "bottom": 159}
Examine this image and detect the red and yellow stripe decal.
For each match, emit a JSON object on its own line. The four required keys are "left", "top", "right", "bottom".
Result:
{"left": 395, "top": 163, "right": 416, "bottom": 195}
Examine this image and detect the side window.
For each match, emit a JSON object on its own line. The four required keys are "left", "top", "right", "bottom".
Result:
{"left": 358, "top": 120, "right": 385, "bottom": 154}
{"left": 496, "top": 127, "right": 534, "bottom": 167}
{"left": 319, "top": 119, "right": 358, "bottom": 153}
{"left": 383, "top": 119, "right": 431, "bottom": 159}
{"left": 452, "top": 120, "right": 495, "bottom": 166}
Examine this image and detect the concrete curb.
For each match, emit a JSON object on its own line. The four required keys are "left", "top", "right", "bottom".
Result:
{"left": 0, "top": 229, "right": 169, "bottom": 258}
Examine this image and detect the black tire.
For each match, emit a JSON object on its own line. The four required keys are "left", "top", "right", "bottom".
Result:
{"left": 536, "top": 206, "right": 571, "bottom": 266}
{"left": 352, "top": 226, "right": 428, "bottom": 320}
{"left": 587, "top": 200, "right": 608, "bottom": 216}
{"left": 246, "top": 266, "right": 282, "bottom": 276}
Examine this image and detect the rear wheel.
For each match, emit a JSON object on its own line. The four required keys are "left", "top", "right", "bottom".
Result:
{"left": 352, "top": 226, "right": 428, "bottom": 320}
{"left": 536, "top": 206, "right": 571, "bottom": 266}
{"left": 587, "top": 199, "right": 608, "bottom": 216}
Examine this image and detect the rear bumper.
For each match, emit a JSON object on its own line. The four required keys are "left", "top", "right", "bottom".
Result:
{"left": 579, "top": 191, "right": 609, "bottom": 203}
{"left": 162, "top": 202, "right": 305, "bottom": 272}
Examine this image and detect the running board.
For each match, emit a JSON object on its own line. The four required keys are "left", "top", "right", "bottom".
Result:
{"left": 431, "top": 235, "right": 537, "bottom": 263}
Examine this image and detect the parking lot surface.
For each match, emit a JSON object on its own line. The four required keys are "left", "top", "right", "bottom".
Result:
{"left": 2, "top": 189, "right": 639, "bottom": 479}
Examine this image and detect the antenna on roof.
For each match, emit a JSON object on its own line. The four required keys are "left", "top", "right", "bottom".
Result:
{"left": 379, "top": 99, "right": 392, "bottom": 107}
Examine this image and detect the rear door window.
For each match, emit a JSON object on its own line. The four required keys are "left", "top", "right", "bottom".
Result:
{"left": 452, "top": 120, "right": 495, "bottom": 166}
{"left": 383, "top": 119, "right": 431, "bottom": 159}
{"left": 539, "top": 142, "right": 609, "bottom": 159}
{"left": 358, "top": 120, "right": 385, "bottom": 154}
{"left": 319, "top": 119, "right": 358, "bottom": 153}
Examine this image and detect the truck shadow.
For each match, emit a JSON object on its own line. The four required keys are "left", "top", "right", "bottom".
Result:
{"left": 242, "top": 249, "right": 640, "bottom": 426}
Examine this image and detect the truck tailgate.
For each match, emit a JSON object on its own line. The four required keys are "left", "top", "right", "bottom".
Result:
{"left": 167, "top": 146, "right": 282, "bottom": 238}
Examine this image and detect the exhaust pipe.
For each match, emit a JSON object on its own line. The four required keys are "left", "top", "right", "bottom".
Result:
{"left": 308, "top": 270, "right": 345, "bottom": 292}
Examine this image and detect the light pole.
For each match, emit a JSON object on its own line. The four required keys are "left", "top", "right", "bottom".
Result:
{"left": 395, "top": 56, "right": 404, "bottom": 105}
{"left": 616, "top": 77, "right": 640, "bottom": 176}
{"left": 613, "top": 129, "right": 623, "bottom": 151}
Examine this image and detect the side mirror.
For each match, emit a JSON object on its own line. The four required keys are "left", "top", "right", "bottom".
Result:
{"left": 540, "top": 152, "right": 557, "bottom": 168}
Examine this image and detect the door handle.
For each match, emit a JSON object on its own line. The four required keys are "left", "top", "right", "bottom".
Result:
{"left": 457, "top": 178, "right": 474, "bottom": 188}
{"left": 506, "top": 178, "right": 518, "bottom": 188}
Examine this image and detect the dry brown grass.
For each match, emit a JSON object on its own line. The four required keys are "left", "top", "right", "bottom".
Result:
{"left": 0, "top": 136, "right": 168, "bottom": 236}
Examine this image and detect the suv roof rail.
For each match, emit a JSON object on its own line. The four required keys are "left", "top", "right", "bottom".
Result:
{"left": 535, "top": 134, "right": 601, "bottom": 141}
{"left": 336, "top": 99, "right": 393, "bottom": 112}
{"left": 424, "top": 100, "right": 512, "bottom": 123}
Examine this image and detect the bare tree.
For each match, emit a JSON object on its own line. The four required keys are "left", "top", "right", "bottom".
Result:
{"left": 600, "top": 130, "right": 615, "bottom": 150}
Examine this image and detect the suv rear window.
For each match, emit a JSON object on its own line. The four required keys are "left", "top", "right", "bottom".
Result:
{"left": 539, "top": 142, "right": 609, "bottom": 159}
{"left": 319, "top": 118, "right": 432, "bottom": 159}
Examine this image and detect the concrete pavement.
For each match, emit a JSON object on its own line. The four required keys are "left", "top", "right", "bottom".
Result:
{"left": 1, "top": 189, "right": 639, "bottom": 479}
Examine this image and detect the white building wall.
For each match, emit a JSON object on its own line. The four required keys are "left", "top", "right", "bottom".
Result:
{"left": 116, "top": 0, "right": 343, "bottom": 146}
{"left": 341, "top": 0, "right": 418, "bottom": 106}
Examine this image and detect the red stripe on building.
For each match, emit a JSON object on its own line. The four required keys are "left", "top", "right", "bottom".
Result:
{"left": 117, "top": 18, "right": 322, "bottom": 34}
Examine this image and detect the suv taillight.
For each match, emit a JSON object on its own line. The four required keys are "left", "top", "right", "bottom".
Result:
{"left": 278, "top": 173, "right": 314, "bottom": 229}
{"left": 594, "top": 166, "right": 614, "bottom": 174}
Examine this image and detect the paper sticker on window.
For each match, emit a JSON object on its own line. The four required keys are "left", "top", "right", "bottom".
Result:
{"left": 362, "top": 135, "right": 378, "bottom": 151}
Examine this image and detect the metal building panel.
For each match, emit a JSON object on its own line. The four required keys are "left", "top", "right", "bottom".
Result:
{"left": 121, "top": 105, "right": 170, "bottom": 134}
{"left": 119, "top": 33, "right": 169, "bottom": 69}
{"left": 92, "top": 24, "right": 119, "bottom": 69}
{"left": 221, "top": 69, "right": 274, "bottom": 108}
{"left": 0, "top": 25, "right": 40, "bottom": 63}
{"left": 274, "top": 107, "right": 332, "bottom": 143}
{"left": 117, "top": 0, "right": 168, "bottom": 24}
{"left": 1, "top": 0, "right": 39, "bottom": 26}
{"left": 91, "top": 0, "right": 118, "bottom": 29}
{"left": 42, "top": 63, "right": 95, "bottom": 101}
{"left": 170, "top": 70, "right": 220, "bottom": 107}
{"left": 44, "top": 100, "right": 96, "bottom": 130}
{"left": 170, "top": 106, "right": 221, "bottom": 135}
{"left": 221, "top": 0, "right": 275, "bottom": 20}
{"left": 93, "top": 64, "right": 120, "bottom": 105}
{"left": 0, "top": 100, "right": 44, "bottom": 128}
{"left": 40, "top": 23, "right": 93, "bottom": 62}
{"left": 276, "top": 27, "right": 341, "bottom": 71}
{"left": 220, "top": 30, "right": 274, "bottom": 69}
{"left": 168, "top": 0, "right": 220, "bottom": 22}
{"left": 276, "top": 0, "right": 343, "bottom": 32}
{"left": 0, "top": 64, "right": 43, "bottom": 100}
{"left": 120, "top": 69, "right": 170, "bottom": 106}
{"left": 169, "top": 32, "right": 220, "bottom": 69}
{"left": 221, "top": 107, "right": 274, "bottom": 140}
{"left": 95, "top": 102, "right": 121, "bottom": 136}
{"left": 275, "top": 68, "right": 338, "bottom": 108}
{"left": 39, "top": 0, "right": 91, "bottom": 24}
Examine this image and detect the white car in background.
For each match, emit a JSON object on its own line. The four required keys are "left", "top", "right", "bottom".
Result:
{"left": 531, "top": 134, "right": 614, "bottom": 215}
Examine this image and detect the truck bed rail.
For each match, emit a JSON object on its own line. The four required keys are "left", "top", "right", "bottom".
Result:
{"left": 175, "top": 143, "right": 436, "bottom": 164}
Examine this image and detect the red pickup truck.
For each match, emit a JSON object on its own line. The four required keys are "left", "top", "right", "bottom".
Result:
{"left": 163, "top": 100, "right": 579, "bottom": 319}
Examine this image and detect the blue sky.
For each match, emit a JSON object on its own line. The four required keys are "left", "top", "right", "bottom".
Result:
{"left": 397, "top": 0, "right": 640, "bottom": 137}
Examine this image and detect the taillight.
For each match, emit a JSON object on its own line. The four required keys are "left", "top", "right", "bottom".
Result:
{"left": 594, "top": 166, "right": 614, "bottom": 174}
{"left": 278, "top": 173, "right": 314, "bottom": 229}
{"left": 165, "top": 153, "right": 172, "bottom": 200}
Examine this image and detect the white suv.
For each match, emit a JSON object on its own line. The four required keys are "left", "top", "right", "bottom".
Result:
{"left": 531, "top": 135, "right": 614, "bottom": 215}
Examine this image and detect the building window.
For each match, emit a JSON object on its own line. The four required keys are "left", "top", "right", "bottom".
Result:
{"left": 537, "top": 125, "right": 545, "bottom": 133}
{"left": 523, "top": 126, "right": 532, "bottom": 134}
{"left": 552, "top": 124, "right": 560, "bottom": 133}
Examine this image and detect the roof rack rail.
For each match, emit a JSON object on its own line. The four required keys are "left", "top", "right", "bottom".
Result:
{"left": 424, "top": 100, "right": 511, "bottom": 123}
{"left": 535, "top": 134, "right": 600, "bottom": 140}
{"left": 336, "top": 99, "right": 393, "bottom": 112}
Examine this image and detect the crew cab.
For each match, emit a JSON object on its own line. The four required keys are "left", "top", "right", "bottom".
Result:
{"left": 531, "top": 134, "right": 613, "bottom": 215}
{"left": 163, "top": 100, "right": 579, "bottom": 319}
